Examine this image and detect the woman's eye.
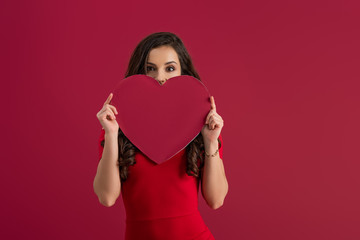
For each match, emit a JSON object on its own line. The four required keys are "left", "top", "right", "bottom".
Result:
{"left": 146, "top": 66, "right": 155, "bottom": 71}
{"left": 167, "top": 66, "right": 175, "bottom": 72}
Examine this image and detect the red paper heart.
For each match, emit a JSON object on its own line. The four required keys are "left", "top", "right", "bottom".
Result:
{"left": 110, "top": 74, "right": 211, "bottom": 164}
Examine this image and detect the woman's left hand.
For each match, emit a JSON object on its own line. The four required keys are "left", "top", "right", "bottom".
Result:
{"left": 201, "top": 96, "right": 224, "bottom": 143}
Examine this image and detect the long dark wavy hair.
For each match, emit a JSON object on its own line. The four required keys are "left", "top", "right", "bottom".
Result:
{"left": 101, "top": 32, "right": 221, "bottom": 182}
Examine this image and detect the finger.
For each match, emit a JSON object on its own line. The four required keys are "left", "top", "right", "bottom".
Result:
{"left": 209, "top": 119, "right": 216, "bottom": 129}
{"left": 104, "top": 108, "right": 116, "bottom": 120}
{"left": 104, "top": 93, "right": 113, "bottom": 106}
{"left": 103, "top": 93, "right": 112, "bottom": 106}
{"left": 209, "top": 112, "right": 221, "bottom": 120}
{"left": 107, "top": 113, "right": 116, "bottom": 120}
{"left": 210, "top": 96, "right": 216, "bottom": 111}
{"left": 108, "top": 104, "right": 118, "bottom": 115}
{"left": 98, "top": 107, "right": 107, "bottom": 116}
{"left": 212, "top": 114, "right": 223, "bottom": 122}
{"left": 207, "top": 114, "right": 215, "bottom": 125}
{"left": 210, "top": 119, "right": 220, "bottom": 130}
{"left": 207, "top": 110, "right": 219, "bottom": 123}
{"left": 205, "top": 110, "right": 216, "bottom": 124}
{"left": 210, "top": 114, "right": 223, "bottom": 128}
{"left": 212, "top": 114, "right": 224, "bottom": 124}
{"left": 102, "top": 102, "right": 118, "bottom": 115}
{"left": 205, "top": 113, "right": 210, "bottom": 124}
{"left": 208, "top": 112, "right": 223, "bottom": 126}
{"left": 205, "top": 112, "right": 211, "bottom": 124}
{"left": 207, "top": 116, "right": 214, "bottom": 129}
{"left": 106, "top": 113, "right": 116, "bottom": 120}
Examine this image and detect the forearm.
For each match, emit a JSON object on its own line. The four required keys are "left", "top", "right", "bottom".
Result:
{"left": 93, "top": 132, "right": 121, "bottom": 206}
{"left": 201, "top": 140, "right": 228, "bottom": 209}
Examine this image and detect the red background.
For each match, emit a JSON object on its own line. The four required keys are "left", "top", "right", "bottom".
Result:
{"left": 1, "top": 0, "right": 360, "bottom": 239}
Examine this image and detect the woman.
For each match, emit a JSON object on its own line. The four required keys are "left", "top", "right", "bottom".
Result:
{"left": 93, "top": 32, "right": 228, "bottom": 240}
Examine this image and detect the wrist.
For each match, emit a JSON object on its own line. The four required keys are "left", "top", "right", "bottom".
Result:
{"left": 204, "top": 140, "right": 219, "bottom": 157}
{"left": 104, "top": 131, "right": 118, "bottom": 139}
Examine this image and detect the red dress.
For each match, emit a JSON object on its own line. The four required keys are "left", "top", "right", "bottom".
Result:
{"left": 98, "top": 129, "right": 223, "bottom": 240}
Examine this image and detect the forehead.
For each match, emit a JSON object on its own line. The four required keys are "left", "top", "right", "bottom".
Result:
{"left": 147, "top": 46, "right": 179, "bottom": 63}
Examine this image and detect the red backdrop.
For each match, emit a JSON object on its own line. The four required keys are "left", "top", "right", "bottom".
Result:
{"left": 1, "top": 0, "right": 359, "bottom": 239}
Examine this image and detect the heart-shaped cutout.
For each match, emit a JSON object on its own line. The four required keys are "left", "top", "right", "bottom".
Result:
{"left": 110, "top": 74, "right": 211, "bottom": 164}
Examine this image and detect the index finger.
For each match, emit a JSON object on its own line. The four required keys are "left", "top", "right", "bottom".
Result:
{"left": 104, "top": 93, "right": 113, "bottom": 106}
{"left": 210, "top": 96, "right": 216, "bottom": 111}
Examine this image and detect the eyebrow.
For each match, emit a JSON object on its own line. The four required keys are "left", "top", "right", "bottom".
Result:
{"left": 146, "top": 61, "right": 178, "bottom": 66}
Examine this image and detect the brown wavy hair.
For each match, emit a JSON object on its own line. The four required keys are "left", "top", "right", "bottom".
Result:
{"left": 100, "top": 32, "right": 221, "bottom": 182}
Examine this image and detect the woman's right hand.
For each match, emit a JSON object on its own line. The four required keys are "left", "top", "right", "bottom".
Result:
{"left": 96, "top": 93, "right": 119, "bottom": 134}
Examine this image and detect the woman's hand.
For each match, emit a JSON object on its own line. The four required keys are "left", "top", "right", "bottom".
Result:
{"left": 201, "top": 96, "right": 224, "bottom": 144}
{"left": 96, "top": 93, "right": 119, "bottom": 134}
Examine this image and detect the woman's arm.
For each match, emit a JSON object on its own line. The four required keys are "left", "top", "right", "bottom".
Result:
{"left": 201, "top": 139, "right": 228, "bottom": 209}
{"left": 93, "top": 131, "right": 121, "bottom": 207}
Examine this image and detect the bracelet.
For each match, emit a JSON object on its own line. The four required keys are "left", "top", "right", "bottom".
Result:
{"left": 205, "top": 148, "right": 219, "bottom": 158}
